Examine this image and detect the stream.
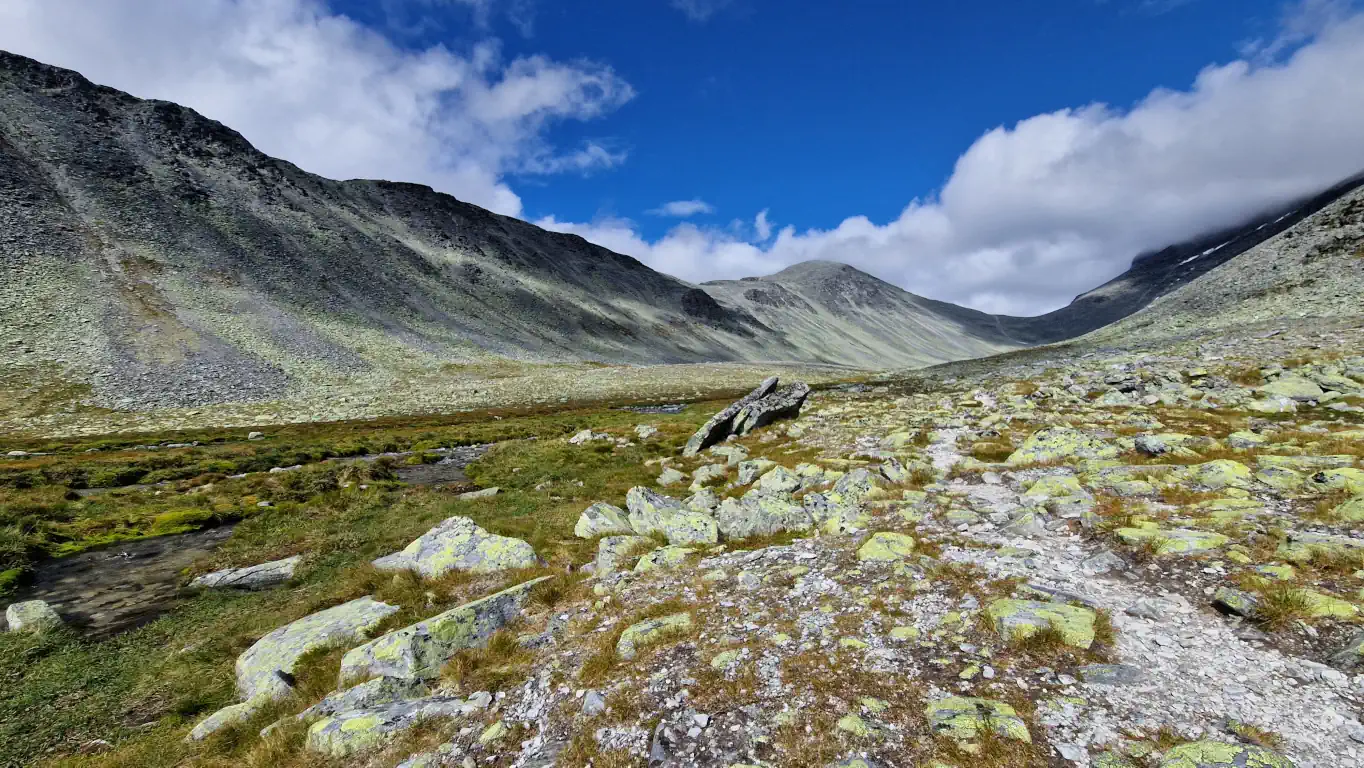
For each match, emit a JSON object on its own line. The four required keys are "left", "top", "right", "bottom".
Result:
{"left": 2, "top": 444, "right": 491, "bottom": 638}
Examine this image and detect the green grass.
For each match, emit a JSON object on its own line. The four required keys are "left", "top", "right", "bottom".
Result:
{"left": 0, "top": 400, "right": 716, "bottom": 767}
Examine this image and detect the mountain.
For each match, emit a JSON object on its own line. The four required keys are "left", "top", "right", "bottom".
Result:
{"left": 1082, "top": 177, "right": 1364, "bottom": 344}
{"left": 990, "top": 171, "right": 1364, "bottom": 345}
{"left": 2, "top": 48, "right": 1362, "bottom": 415}
{"left": 700, "top": 262, "right": 1018, "bottom": 369}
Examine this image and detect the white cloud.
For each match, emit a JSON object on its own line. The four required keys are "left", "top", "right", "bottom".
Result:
{"left": 545, "top": 8, "right": 1364, "bottom": 315}
{"left": 754, "top": 209, "right": 773, "bottom": 241}
{"left": 0, "top": 0, "right": 631, "bottom": 216}
{"left": 670, "top": 0, "right": 733, "bottom": 22}
{"left": 647, "top": 199, "right": 716, "bottom": 217}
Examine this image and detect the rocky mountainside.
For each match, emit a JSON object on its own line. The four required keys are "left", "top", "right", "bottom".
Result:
{"left": 701, "top": 262, "right": 1018, "bottom": 369}
{"left": 0, "top": 50, "right": 1022, "bottom": 412}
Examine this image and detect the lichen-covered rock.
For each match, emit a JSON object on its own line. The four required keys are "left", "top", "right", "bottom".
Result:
{"left": 733, "top": 382, "right": 811, "bottom": 436}
{"left": 1258, "top": 375, "right": 1324, "bottom": 402}
{"left": 804, "top": 492, "right": 871, "bottom": 535}
{"left": 300, "top": 676, "right": 430, "bottom": 720}
{"left": 1333, "top": 495, "right": 1364, "bottom": 522}
{"left": 1116, "top": 526, "right": 1229, "bottom": 554}
{"left": 188, "top": 697, "right": 270, "bottom": 741}
{"left": 595, "top": 535, "right": 650, "bottom": 575}
{"left": 1331, "top": 629, "right": 1364, "bottom": 669}
{"left": 625, "top": 487, "right": 718, "bottom": 546}
{"left": 986, "top": 599, "right": 1097, "bottom": 648}
{"left": 616, "top": 612, "right": 693, "bottom": 660}
{"left": 715, "top": 495, "right": 811, "bottom": 540}
{"left": 1024, "top": 474, "right": 1084, "bottom": 498}
{"left": 1255, "top": 466, "right": 1304, "bottom": 492}
{"left": 926, "top": 696, "right": 1031, "bottom": 742}
{"left": 4, "top": 599, "right": 61, "bottom": 634}
{"left": 690, "top": 463, "right": 728, "bottom": 491}
{"left": 1007, "top": 427, "right": 1118, "bottom": 465}
{"left": 239, "top": 596, "right": 400, "bottom": 701}
{"left": 755, "top": 466, "right": 801, "bottom": 494}
{"left": 1157, "top": 740, "right": 1293, "bottom": 768}
{"left": 737, "top": 459, "right": 777, "bottom": 486}
{"left": 1212, "top": 587, "right": 1260, "bottom": 618}
{"left": 855, "top": 532, "right": 916, "bottom": 562}
{"left": 683, "top": 377, "right": 779, "bottom": 456}
{"left": 190, "top": 556, "right": 300, "bottom": 590}
{"left": 826, "top": 468, "right": 885, "bottom": 507}
{"left": 305, "top": 694, "right": 489, "bottom": 758}
{"left": 1175, "top": 460, "right": 1252, "bottom": 490}
{"left": 1227, "top": 431, "right": 1269, "bottom": 449}
{"left": 657, "top": 467, "right": 686, "bottom": 487}
{"left": 574, "top": 502, "right": 633, "bottom": 539}
{"left": 338, "top": 578, "right": 548, "bottom": 684}
{"left": 1246, "top": 396, "right": 1297, "bottom": 414}
{"left": 634, "top": 546, "right": 696, "bottom": 572}
{"left": 373, "top": 517, "right": 539, "bottom": 577}
{"left": 1307, "top": 468, "right": 1364, "bottom": 494}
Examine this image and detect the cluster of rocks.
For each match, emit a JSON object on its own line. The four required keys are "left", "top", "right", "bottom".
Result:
{"left": 682, "top": 376, "right": 811, "bottom": 456}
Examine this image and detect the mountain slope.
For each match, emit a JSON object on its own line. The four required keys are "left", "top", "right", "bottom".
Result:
{"left": 0, "top": 50, "right": 1040, "bottom": 410}
{"left": 1083, "top": 179, "right": 1364, "bottom": 344}
{"left": 700, "top": 262, "right": 1018, "bottom": 368}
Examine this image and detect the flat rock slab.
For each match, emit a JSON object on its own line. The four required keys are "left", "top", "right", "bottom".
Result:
{"left": 239, "top": 596, "right": 400, "bottom": 701}
{"left": 306, "top": 693, "right": 490, "bottom": 758}
{"left": 190, "top": 555, "right": 300, "bottom": 590}
{"left": 1157, "top": 741, "right": 1293, "bottom": 767}
{"left": 373, "top": 516, "right": 538, "bottom": 577}
{"left": 339, "top": 577, "right": 549, "bottom": 684}
{"left": 926, "top": 696, "right": 1031, "bottom": 742}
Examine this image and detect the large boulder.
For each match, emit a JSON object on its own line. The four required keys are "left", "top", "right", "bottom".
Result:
{"left": 682, "top": 377, "right": 779, "bottom": 456}
{"left": 715, "top": 494, "right": 811, "bottom": 540}
{"left": 306, "top": 694, "right": 490, "bottom": 758}
{"left": 625, "top": 487, "right": 718, "bottom": 546}
{"left": 190, "top": 555, "right": 300, "bottom": 590}
{"left": 1258, "top": 375, "right": 1324, "bottom": 402}
{"left": 5, "top": 599, "right": 62, "bottom": 634}
{"left": 573, "top": 502, "right": 633, "bottom": 539}
{"left": 189, "top": 596, "right": 400, "bottom": 741}
{"left": 372, "top": 517, "right": 539, "bottom": 578}
{"left": 733, "top": 383, "right": 811, "bottom": 436}
{"left": 338, "top": 578, "right": 548, "bottom": 684}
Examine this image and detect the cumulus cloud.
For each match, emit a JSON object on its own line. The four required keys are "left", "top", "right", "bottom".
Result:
{"left": 647, "top": 199, "right": 717, "bottom": 217}
{"left": 0, "top": 0, "right": 631, "bottom": 216}
{"left": 544, "top": 7, "right": 1364, "bottom": 315}
{"left": 670, "top": 0, "right": 733, "bottom": 22}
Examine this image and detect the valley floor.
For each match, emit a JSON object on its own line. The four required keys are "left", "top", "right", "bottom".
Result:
{"left": 2, "top": 320, "right": 1364, "bottom": 767}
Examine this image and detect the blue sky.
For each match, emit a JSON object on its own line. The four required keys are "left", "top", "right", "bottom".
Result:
{"left": 3, "top": 0, "right": 1364, "bottom": 314}
{"left": 337, "top": 0, "right": 1295, "bottom": 237}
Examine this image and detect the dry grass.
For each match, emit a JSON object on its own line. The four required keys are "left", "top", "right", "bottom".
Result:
{"left": 1227, "top": 720, "right": 1285, "bottom": 750}
{"left": 1255, "top": 582, "right": 1313, "bottom": 630}
{"left": 577, "top": 598, "right": 692, "bottom": 686}
{"left": 441, "top": 629, "right": 535, "bottom": 694}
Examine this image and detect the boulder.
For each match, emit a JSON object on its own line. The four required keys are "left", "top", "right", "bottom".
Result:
{"left": 573, "top": 502, "right": 633, "bottom": 539}
{"left": 715, "top": 495, "right": 811, "bottom": 540}
{"left": 986, "top": 599, "right": 1097, "bottom": 648}
{"left": 372, "top": 517, "right": 539, "bottom": 578}
{"left": 300, "top": 676, "right": 430, "bottom": 720}
{"left": 5, "top": 599, "right": 62, "bottom": 634}
{"left": 189, "top": 596, "right": 399, "bottom": 741}
{"left": 634, "top": 546, "right": 696, "bottom": 572}
{"left": 755, "top": 466, "right": 801, "bottom": 494}
{"left": 338, "top": 578, "right": 549, "bottom": 684}
{"left": 682, "top": 377, "right": 779, "bottom": 456}
{"left": 625, "top": 487, "right": 718, "bottom": 546}
{"left": 306, "top": 694, "right": 490, "bottom": 758}
{"left": 595, "top": 535, "right": 650, "bottom": 575}
{"left": 1258, "top": 375, "right": 1324, "bottom": 402}
{"left": 732, "top": 382, "right": 811, "bottom": 436}
{"left": 190, "top": 556, "right": 300, "bottom": 590}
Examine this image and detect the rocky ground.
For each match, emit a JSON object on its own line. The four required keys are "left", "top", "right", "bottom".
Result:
{"left": 6, "top": 321, "right": 1364, "bottom": 767}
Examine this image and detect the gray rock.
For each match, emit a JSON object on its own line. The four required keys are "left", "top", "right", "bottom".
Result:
{"left": 1079, "top": 664, "right": 1143, "bottom": 686}
{"left": 190, "top": 555, "right": 300, "bottom": 590}
{"left": 682, "top": 377, "right": 779, "bottom": 456}
{"left": 372, "top": 516, "right": 539, "bottom": 577}
{"left": 300, "top": 676, "right": 430, "bottom": 720}
{"left": 1080, "top": 550, "right": 1128, "bottom": 576}
{"left": 4, "top": 600, "right": 62, "bottom": 634}
{"left": 733, "top": 382, "right": 811, "bottom": 436}
{"left": 582, "top": 690, "right": 607, "bottom": 716}
{"left": 574, "top": 502, "right": 633, "bottom": 539}
{"left": 305, "top": 694, "right": 489, "bottom": 757}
